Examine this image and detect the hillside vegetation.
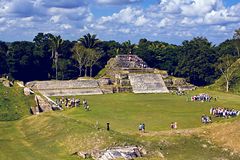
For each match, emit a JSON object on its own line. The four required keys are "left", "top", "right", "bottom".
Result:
{"left": 211, "top": 58, "right": 240, "bottom": 94}
{"left": 0, "top": 83, "right": 35, "bottom": 121}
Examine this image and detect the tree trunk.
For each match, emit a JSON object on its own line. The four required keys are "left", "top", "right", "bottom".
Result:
{"left": 226, "top": 80, "right": 229, "bottom": 92}
{"left": 236, "top": 46, "right": 240, "bottom": 57}
{"left": 55, "top": 52, "right": 58, "bottom": 80}
{"left": 85, "top": 67, "right": 87, "bottom": 77}
{"left": 79, "top": 66, "right": 82, "bottom": 77}
{"left": 90, "top": 66, "right": 93, "bottom": 77}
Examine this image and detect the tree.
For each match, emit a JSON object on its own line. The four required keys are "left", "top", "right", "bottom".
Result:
{"left": 175, "top": 37, "right": 218, "bottom": 86}
{"left": 7, "top": 41, "right": 35, "bottom": 81}
{"left": 72, "top": 43, "right": 88, "bottom": 77}
{"left": 217, "top": 55, "right": 236, "bottom": 92}
{"left": 79, "top": 33, "right": 100, "bottom": 49}
{"left": 233, "top": 28, "right": 240, "bottom": 57}
{"left": 0, "top": 41, "right": 8, "bottom": 76}
{"left": 135, "top": 39, "right": 159, "bottom": 68}
{"left": 33, "top": 33, "right": 53, "bottom": 80}
{"left": 87, "top": 49, "right": 101, "bottom": 77}
{"left": 48, "top": 35, "right": 63, "bottom": 80}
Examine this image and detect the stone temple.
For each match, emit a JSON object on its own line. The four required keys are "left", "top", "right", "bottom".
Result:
{"left": 26, "top": 55, "right": 195, "bottom": 97}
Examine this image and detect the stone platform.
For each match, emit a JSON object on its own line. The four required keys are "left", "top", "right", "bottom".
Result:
{"left": 26, "top": 80, "right": 103, "bottom": 96}
{"left": 128, "top": 73, "right": 169, "bottom": 93}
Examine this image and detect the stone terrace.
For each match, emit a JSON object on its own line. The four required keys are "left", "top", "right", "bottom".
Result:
{"left": 26, "top": 80, "right": 103, "bottom": 96}
{"left": 114, "top": 55, "right": 149, "bottom": 69}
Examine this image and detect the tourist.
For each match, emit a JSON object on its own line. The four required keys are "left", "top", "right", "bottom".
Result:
{"left": 201, "top": 115, "right": 212, "bottom": 124}
{"left": 191, "top": 93, "right": 211, "bottom": 102}
{"left": 210, "top": 107, "right": 239, "bottom": 118}
{"left": 142, "top": 123, "right": 145, "bottom": 132}
{"left": 83, "top": 99, "right": 88, "bottom": 108}
{"left": 174, "top": 122, "right": 177, "bottom": 129}
{"left": 85, "top": 105, "right": 90, "bottom": 111}
{"left": 170, "top": 122, "right": 178, "bottom": 129}
{"left": 65, "top": 97, "right": 69, "bottom": 107}
{"left": 75, "top": 99, "right": 80, "bottom": 107}
{"left": 138, "top": 123, "right": 142, "bottom": 131}
{"left": 70, "top": 97, "right": 75, "bottom": 107}
{"left": 170, "top": 122, "right": 175, "bottom": 129}
{"left": 138, "top": 123, "right": 145, "bottom": 132}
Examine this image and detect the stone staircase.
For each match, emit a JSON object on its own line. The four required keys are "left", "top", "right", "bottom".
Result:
{"left": 128, "top": 73, "right": 169, "bottom": 93}
{"left": 26, "top": 80, "right": 103, "bottom": 96}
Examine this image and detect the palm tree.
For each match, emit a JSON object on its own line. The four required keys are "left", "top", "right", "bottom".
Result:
{"left": 78, "top": 33, "right": 100, "bottom": 49}
{"left": 48, "top": 35, "right": 63, "bottom": 80}
{"left": 122, "top": 40, "right": 136, "bottom": 54}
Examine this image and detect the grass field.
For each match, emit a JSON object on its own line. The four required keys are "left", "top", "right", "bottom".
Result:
{"left": 0, "top": 86, "right": 240, "bottom": 160}
{"left": 62, "top": 88, "right": 240, "bottom": 133}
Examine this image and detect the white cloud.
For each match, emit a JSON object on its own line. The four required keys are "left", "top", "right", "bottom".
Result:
{"left": 203, "top": 5, "right": 240, "bottom": 25}
{"left": 0, "top": 0, "right": 239, "bottom": 44}
{"left": 92, "top": 0, "right": 240, "bottom": 43}
{"left": 60, "top": 24, "right": 72, "bottom": 30}
{"left": 119, "top": 28, "right": 131, "bottom": 33}
{"left": 50, "top": 15, "right": 61, "bottom": 23}
{"left": 157, "top": 18, "right": 172, "bottom": 28}
{"left": 181, "top": 0, "right": 224, "bottom": 16}
{"left": 95, "top": 0, "right": 142, "bottom": 5}
{"left": 0, "top": 17, "right": 6, "bottom": 24}
{"left": 158, "top": 0, "right": 182, "bottom": 13}
{"left": 135, "top": 15, "right": 149, "bottom": 26}
{"left": 213, "top": 25, "right": 227, "bottom": 32}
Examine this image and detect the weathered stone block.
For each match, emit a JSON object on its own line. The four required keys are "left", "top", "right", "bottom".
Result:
{"left": 24, "top": 87, "right": 33, "bottom": 96}
{"left": 17, "top": 81, "right": 24, "bottom": 87}
{"left": 98, "top": 78, "right": 111, "bottom": 86}
{"left": 2, "top": 80, "right": 11, "bottom": 87}
{"left": 35, "top": 95, "right": 52, "bottom": 112}
{"left": 119, "top": 79, "right": 131, "bottom": 86}
{"left": 172, "top": 78, "right": 186, "bottom": 85}
{"left": 164, "top": 79, "right": 173, "bottom": 86}
{"left": 115, "top": 73, "right": 128, "bottom": 80}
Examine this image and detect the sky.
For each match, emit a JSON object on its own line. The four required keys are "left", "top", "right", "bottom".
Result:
{"left": 0, "top": 0, "right": 240, "bottom": 44}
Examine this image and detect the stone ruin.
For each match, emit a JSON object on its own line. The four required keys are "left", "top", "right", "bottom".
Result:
{"left": 103, "top": 55, "right": 170, "bottom": 93}
{"left": 97, "top": 146, "right": 142, "bottom": 160}
{"left": 0, "top": 77, "right": 14, "bottom": 87}
{"left": 103, "top": 54, "right": 195, "bottom": 93}
{"left": 24, "top": 54, "right": 195, "bottom": 99}
{"left": 30, "top": 95, "right": 52, "bottom": 115}
{"left": 76, "top": 146, "right": 146, "bottom": 160}
{"left": 30, "top": 93, "right": 64, "bottom": 115}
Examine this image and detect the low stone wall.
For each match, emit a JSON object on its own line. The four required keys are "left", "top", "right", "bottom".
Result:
{"left": 26, "top": 80, "right": 99, "bottom": 90}
{"left": 39, "top": 88, "right": 103, "bottom": 96}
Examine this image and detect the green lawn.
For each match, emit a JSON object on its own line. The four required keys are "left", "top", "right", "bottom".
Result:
{"left": 0, "top": 87, "right": 240, "bottom": 160}
{"left": 61, "top": 89, "right": 240, "bottom": 133}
